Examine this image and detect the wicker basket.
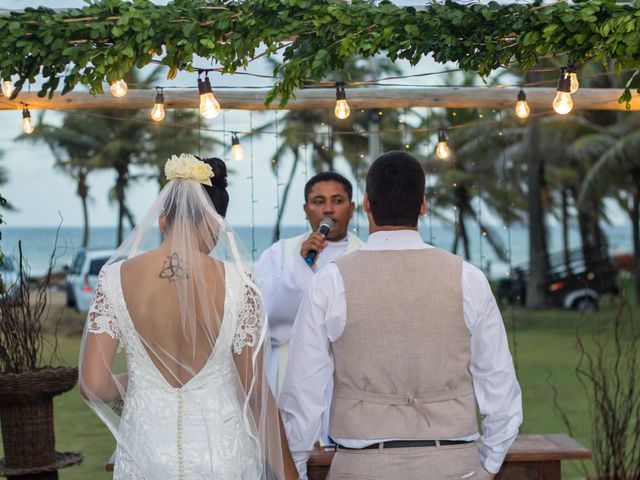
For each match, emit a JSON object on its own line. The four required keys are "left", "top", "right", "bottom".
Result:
{"left": 0, "top": 367, "right": 82, "bottom": 478}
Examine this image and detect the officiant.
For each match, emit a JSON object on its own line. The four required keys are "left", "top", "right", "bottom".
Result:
{"left": 255, "top": 172, "right": 363, "bottom": 404}
{"left": 280, "top": 152, "right": 522, "bottom": 480}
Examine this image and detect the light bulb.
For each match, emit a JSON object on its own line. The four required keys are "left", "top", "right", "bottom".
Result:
{"left": 231, "top": 134, "right": 245, "bottom": 162}
{"left": 553, "top": 68, "right": 573, "bottom": 115}
{"left": 151, "top": 102, "right": 165, "bottom": 121}
{"left": 198, "top": 76, "right": 221, "bottom": 119}
{"left": 2, "top": 80, "right": 14, "bottom": 97}
{"left": 334, "top": 83, "right": 350, "bottom": 119}
{"left": 335, "top": 99, "right": 350, "bottom": 120}
{"left": 22, "top": 108, "right": 34, "bottom": 134}
{"left": 435, "top": 141, "right": 451, "bottom": 160}
{"left": 110, "top": 79, "right": 128, "bottom": 97}
{"left": 515, "top": 89, "right": 530, "bottom": 119}
{"left": 435, "top": 129, "right": 451, "bottom": 161}
{"left": 151, "top": 90, "right": 165, "bottom": 122}
{"left": 552, "top": 92, "right": 573, "bottom": 115}
{"left": 567, "top": 61, "right": 579, "bottom": 94}
{"left": 568, "top": 72, "right": 579, "bottom": 94}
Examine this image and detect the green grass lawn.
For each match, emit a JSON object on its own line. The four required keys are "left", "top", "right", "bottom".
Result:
{"left": 2, "top": 293, "right": 638, "bottom": 480}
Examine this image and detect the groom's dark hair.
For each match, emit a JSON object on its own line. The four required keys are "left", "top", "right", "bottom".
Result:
{"left": 366, "top": 151, "right": 425, "bottom": 227}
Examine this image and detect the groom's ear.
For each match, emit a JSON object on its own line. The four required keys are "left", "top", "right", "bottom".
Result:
{"left": 419, "top": 196, "right": 427, "bottom": 216}
{"left": 363, "top": 193, "right": 371, "bottom": 213}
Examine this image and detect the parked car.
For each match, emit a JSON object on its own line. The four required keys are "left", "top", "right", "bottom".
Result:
{"left": 66, "top": 249, "right": 115, "bottom": 312}
{"left": 0, "top": 256, "right": 20, "bottom": 303}
{"left": 497, "top": 246, "right": 619, "bottom": 312}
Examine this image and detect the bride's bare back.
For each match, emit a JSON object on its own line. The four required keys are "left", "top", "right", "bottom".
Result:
{"left": 120, "top": 246, "right": 226, "bottom": 387}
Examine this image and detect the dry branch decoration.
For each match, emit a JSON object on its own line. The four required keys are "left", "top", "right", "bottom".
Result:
{"left": 0, "top": 240, "right": 60, "bottom": 374}
{"left": 549, "top": 296, "right": 640, "bottom": 480}
{"left": 1, "top": 0, "right": 640, "bottom": 107}
{"left": 575, "top": 298, "right": 640, "bottom": 479}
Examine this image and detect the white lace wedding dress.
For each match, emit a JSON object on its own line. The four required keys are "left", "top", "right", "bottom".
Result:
{"left": 86, "top": 260, "right": 263, "bottom": 479}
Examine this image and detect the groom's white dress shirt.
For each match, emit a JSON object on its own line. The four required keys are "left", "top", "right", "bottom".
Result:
{"left": 280, "top": 230, "right": 523, "bottom": 479}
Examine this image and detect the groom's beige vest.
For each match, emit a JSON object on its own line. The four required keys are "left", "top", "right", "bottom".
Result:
{"left": 330, "top": 248, "right": 477, "bottom": 440}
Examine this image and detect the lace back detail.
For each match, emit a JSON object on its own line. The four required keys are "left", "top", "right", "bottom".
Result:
{"left": 87, "top": 268, "right": 121, "bottom": 340}
{"left": 232, "top": 276, "right": 263, "bottom": 355}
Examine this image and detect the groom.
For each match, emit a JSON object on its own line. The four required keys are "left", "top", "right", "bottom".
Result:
{"left": 280, "top": 151, "right": 522, "bottom": 479}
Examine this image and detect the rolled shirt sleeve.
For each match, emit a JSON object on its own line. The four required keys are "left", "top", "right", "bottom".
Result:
{"left": 280, "top": 265, "right": 343, "bottom": 479}
{"left": 463, "top": 262, "right": 523, "bottom": 474}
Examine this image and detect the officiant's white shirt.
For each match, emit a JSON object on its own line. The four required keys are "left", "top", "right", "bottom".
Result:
{"left": 256, "top": 232, "right": 361, "bottom": 349}
{"left": 280, "top": 230, "right": 523, "bottom": 479}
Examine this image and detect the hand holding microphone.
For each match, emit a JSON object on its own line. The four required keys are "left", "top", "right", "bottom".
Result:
{"left": 302, "top": 217, "right": 334, "bottom": 266}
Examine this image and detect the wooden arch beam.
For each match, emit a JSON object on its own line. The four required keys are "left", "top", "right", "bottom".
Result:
{"left": 0, "top": 87, "right": 637, "bottom": 111}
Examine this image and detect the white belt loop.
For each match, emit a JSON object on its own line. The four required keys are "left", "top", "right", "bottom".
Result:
{"left": 378, "top": 442, "right": 385, "bottom": 451}
{"left": 435, "top": 440, "right": 441, "bottom": 448}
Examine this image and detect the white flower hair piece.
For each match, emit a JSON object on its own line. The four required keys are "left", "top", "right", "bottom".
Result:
{"left": 164, "top": 154, "right": 214, "bottom": 186}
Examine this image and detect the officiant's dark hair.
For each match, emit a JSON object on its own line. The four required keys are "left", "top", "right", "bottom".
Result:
{"left": 366, "top": 151, "right": 425, "bottom": 227}
{"left": 304, "top": 172, "right": 353, "bottom": 202}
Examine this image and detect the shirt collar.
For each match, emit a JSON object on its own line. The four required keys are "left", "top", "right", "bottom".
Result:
{"left": 362, "top": 230, "right": 432, "bottom": 251}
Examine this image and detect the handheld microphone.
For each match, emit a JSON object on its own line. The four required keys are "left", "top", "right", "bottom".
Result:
{"left": 304, "top": 217, "right": 334, "bottom": 266}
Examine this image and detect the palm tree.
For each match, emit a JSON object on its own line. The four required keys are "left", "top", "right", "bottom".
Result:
{"left": 577, "top": 116, "right": 640, "bottom": 301}
{"left": 256, "top": 56, "right": 404, "bottom": 241}
{"left": 16, "top": 113, "right": 100, "bottom": 247}
{"left": 93, "top": 68, "right": 211, "bottom": 244}
{"left": 138, "top": 109, "right": 217, "bottom": 191}
{"left": 420, "top": 71, "right": 514, "bottom": 265}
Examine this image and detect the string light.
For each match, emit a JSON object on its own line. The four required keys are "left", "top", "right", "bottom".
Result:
{"left": 552, "top": 67, "right": 573, "bottom": 115}
{"left": 230, "top": 132, "right": 245, "bottom": 161}
{"left": 334, "top": 82, "right": 351, "bottom": 120}
{"left": 2, "top": 79, "right": 14, "bottom": 97}
{"left": 22, "top": 105, "right": 34, "bottom": 134}
{"left": 109, "top": 79, "right": 128, "bottom": 97}
{"left": 435, "top": 128, "right": 451, "bottom": 161}
{"left": 567, "top": 61, "right": 579, "bottom": 94}
{"left": 514, "top": 89, "right": 530, "bottom": 119}
{"left": 150, "top": 87, "right": 165, "bottom": 122}
{"left": 197, "top": 74, "right": 221, "bottom": 119}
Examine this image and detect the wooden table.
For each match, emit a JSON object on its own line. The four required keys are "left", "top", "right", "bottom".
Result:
{"left": 307, "top": 434, "right": 591, "bottom": 480}
{"left": 106, "top": 433, "right": 591, "bottom": 479}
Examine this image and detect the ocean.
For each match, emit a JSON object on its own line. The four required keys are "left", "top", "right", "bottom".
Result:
{"left": 0, "top": 223, "right": 634, "bottom": 280}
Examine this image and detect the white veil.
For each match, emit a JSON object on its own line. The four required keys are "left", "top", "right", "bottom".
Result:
{"left": 79, "top": 155, "right": 294, "bottom": 479}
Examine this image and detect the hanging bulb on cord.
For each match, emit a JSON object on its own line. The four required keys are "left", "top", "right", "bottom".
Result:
{"left": 552, "top": 67, "right": 573, "bottom": 115}
{"left": 435, "top": 129, "right": 451, "bottom": 161}
{"left": 514, "top": 89, "right": 531, "bottom": 119}
{"left": 151, "top": 88, "right": 165, "bottom": 122}
{"left": 567, "top": 61, "right": 579, "bottom": 94}
{"left": 334, "top": 82, "right": 351, "bottom": 120}
{"left": 2, "top": 79, "right": 14, "bottom": 97}
{"left": 230, "top": 133, "right": 245, "bottom": 161}
{"left": 198, "top": 75, "right": 221, "bottom": 119}
{"left": 110, "top": 79, "right": 128, "bottom": 97}
{"left": 22, "top": 106, "right": 35, "bottom": 134}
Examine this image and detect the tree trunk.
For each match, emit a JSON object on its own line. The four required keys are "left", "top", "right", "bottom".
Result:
{"left": 526, "top": 115, "right": 550, "bottom": 308}
{"left": 367, "top": 109, "right": 380, "bottom": 162}
{"left": 115, "top": 164, "right": 128, "bottom": 246}
{"left": 460, "top": 214, "right": 471, "bottom": 260}
{"left": 272, "top": 149, "right": 300, "bottom": 244}
{"left": 632, "top": 186, "right": 640, "bottom": 303}
{"left": 77, "top": 171, "right": 90, "bottom": 248}
{"left": 576, "top": 196, "right": 607, "bottom": 270}
{"left": 561, "top": 188, "right": 571, "bottom": 273}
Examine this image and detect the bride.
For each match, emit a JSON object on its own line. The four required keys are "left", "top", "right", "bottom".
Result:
{"left": 79, "top": 154, "right": 297, "bottom": 479}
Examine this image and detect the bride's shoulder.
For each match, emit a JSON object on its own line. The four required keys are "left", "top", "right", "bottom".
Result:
{"left": 97, "top": 258, "right": 124, "bottom": 280}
